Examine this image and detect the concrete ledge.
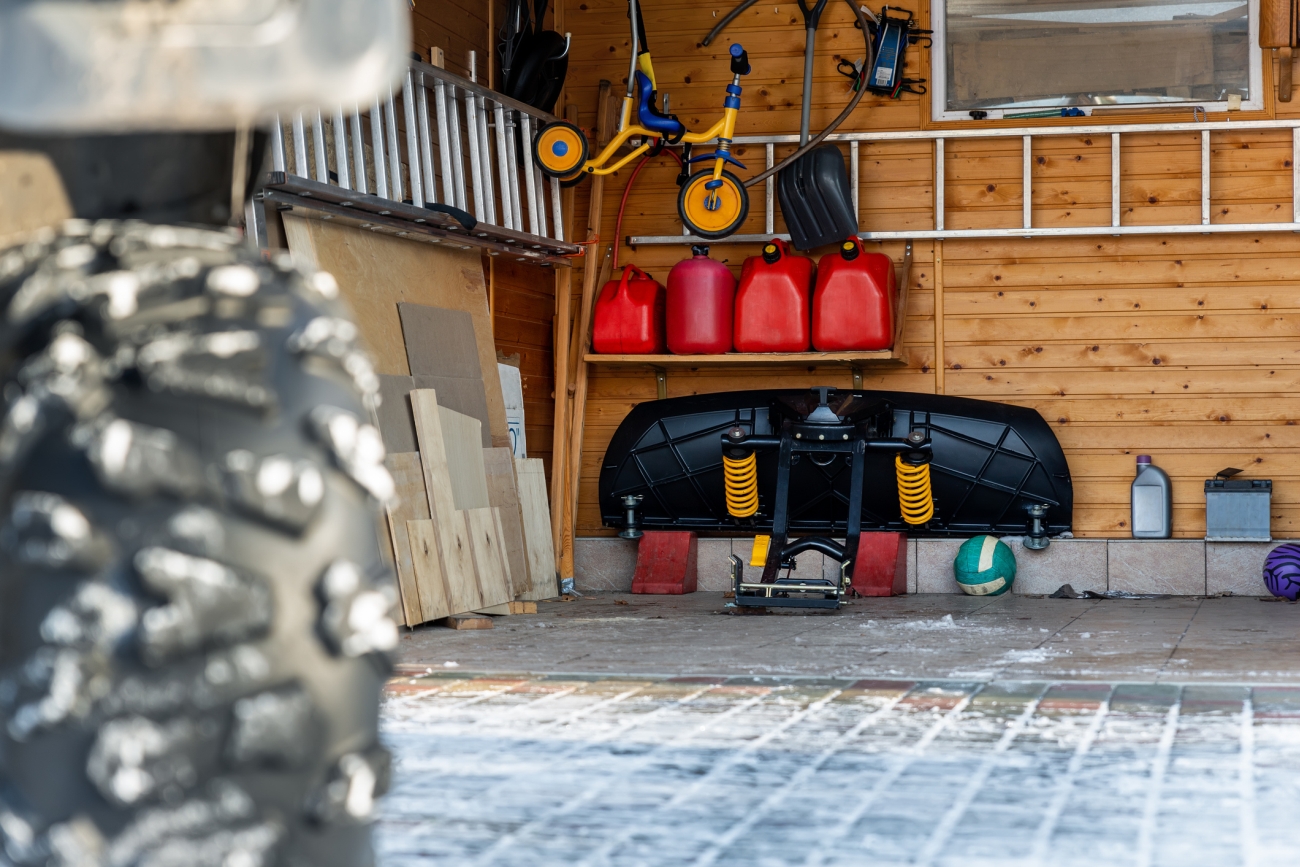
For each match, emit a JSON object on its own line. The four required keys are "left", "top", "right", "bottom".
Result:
{"left": 1109, "top": 540, "right": 1206, "bottom": 595}
{"left": 573, "top": 538, "right": 638, "bottom": 593}
{"left": 1207, "top": 540, "right": 1298, "bottom": 596}
{"left": 574, "top": 536, "right": 1289, "bottom": 596}
{"left": 1003, "top": 537, "right": 1108, "bottom": 595}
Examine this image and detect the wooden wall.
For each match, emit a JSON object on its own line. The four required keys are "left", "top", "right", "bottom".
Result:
{"left": 491, "top": 258, "right": 559, "bottom": 479}
{"left": 411, "top": 0, "right": 498, "bottom": 79}
{"left": 560, "top": 0, "right": 1300, "bottom": 539}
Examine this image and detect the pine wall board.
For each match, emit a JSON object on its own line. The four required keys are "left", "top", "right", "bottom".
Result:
{"left": 558, "top": 0, "right": 1300, "bottom": 539}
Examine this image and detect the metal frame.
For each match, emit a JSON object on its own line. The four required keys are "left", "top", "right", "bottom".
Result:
{"left": 929, "top": 0, "right": 1265, "bottom": 122}
{"left": 264, "top": 59, "right": 578, "bottom": 262}
{"left": 629, "top": 117, "right": 1300, "bottom": 245}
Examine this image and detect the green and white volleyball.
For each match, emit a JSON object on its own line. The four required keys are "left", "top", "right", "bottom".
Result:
{"left": 953, "top": 536, "right": 1016, "bottom": 596}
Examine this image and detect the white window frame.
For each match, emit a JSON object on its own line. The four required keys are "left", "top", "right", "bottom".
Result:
{"left": 930, "top": 0, "right": 1264, "bottom": 122}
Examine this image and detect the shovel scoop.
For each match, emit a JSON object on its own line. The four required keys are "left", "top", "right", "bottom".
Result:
{"left": 777, "top": 0, "right": 859, "bottom": 250}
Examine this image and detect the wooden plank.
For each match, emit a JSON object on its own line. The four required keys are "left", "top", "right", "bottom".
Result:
{"left": 383, "top": 452, "right": 430, "bottom": 626}
{"left": 405, "top": 519, "right": 451, "bottom": 622}
{"left": 490, "top": 508, "right": 515, "bottom": 597}
{"left": 464, "top": 507, "right": 513, "bottom": 609}
{"left": 445, "top": 615, "right": 495, "bottom": 630}
{"left": 943, "top": 286, "right": 1300, "bottom": 315}
{"left": 483, "top": 447, "right": 530, "bottom": 598}
{"left": 551, "top": 102, "right": 581, "bottom": 579}
{"left": 945, "top": 313, "right": 1300, "bottom": 344}
{"left": 946, "top": 340, "right": 1300, "bottom": 371}
{"left": 947, "top": 368, "right": 1300, "bottom": 397}
{"left": 560, "top": 82, "right": 616, "bottom": 586}
{"left": 516, "top": 457, "right": 558, "bottom": 600}
{"left": 437, "top": 405, "right": 490, "bottom": 510}
{"left": 409, "top": 389, "right": 481, "bottom": 614}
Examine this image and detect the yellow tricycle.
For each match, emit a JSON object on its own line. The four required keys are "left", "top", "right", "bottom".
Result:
{"left": 531, "top": 0, "right": 752, "bottom": 240}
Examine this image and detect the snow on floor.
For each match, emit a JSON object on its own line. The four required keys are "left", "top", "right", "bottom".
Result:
{"left": 376, "top": 673, "right": 1300, "bottom": 866}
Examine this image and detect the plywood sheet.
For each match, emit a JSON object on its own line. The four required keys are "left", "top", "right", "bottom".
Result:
{"left": 280, "top": 214, "right": 509, "bottom": 448}
{"left": 410, "top": 389, "right": 480, "bottom": 613}
{"left": 464, "top": 507, "right": 513, "bottom": 610}
{"left": 411, "top": 515, "right": 480, "bottom": 614}
{"left": 405, "top": 518, "right": 451, "bottom": 623}
{"left": 515, "top": 457, "right": 558, "bottom": 600}
{"left": 383, "top": 451, "right": 430, "bottom": 626}
{"left": 438, "top": 406, "right": 490, "bottom": 510}
{"left": 483, "top": 447, "right": 529, "bottom": 597}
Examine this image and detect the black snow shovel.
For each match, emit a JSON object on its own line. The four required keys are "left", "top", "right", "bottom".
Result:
{"left": 778, "top": 0, "right": 859, "bottom": 251}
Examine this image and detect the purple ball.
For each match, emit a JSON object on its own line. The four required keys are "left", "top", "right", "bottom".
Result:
{"left": 1263, "top": 544, "right": 1300, "bottom": 600}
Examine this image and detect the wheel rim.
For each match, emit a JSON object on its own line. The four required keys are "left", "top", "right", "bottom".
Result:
{"left": 537, "top": 125, "right": 585, "bottom": 176}
{"left": 682, "top": 174, "right": 744, "bottom": 235}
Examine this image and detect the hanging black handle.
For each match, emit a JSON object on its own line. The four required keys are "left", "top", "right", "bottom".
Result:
{"left": 796, "top": 0, "right": 830, "bottom": 30}
{"left": 729, "top": 43, "right": 751, "bottom": 75}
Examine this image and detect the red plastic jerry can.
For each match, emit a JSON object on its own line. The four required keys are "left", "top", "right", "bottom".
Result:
{"left": 812, "top": 237, "right": 895, "bottom": 351}
{"left": 592, "top": 264, "right": 666, "bottom": 355}
{"left": 733, "top": 239, "right": 815, "bottom": 353}
{"left": 666, "top": 245, "right": 736, "bottom": 355}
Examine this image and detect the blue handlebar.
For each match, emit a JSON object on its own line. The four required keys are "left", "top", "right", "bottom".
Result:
{"left": 729, "top": 43, "right": 751, "bottom": 76}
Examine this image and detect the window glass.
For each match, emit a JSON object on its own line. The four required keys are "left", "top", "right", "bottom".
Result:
{"left": 943, "top": 0, "right": 1251, "bottom": 112}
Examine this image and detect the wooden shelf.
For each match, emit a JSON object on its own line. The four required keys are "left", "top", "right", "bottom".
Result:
{"left": 580, "top": 243, "right": 913, "bottom": 398}
{"left": 584, "top": 350, "right": 901, "bottom": 366}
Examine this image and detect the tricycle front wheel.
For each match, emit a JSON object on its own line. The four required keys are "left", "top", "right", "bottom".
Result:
{"left": 678, "top": 169, "right": 749, "bottom": 239}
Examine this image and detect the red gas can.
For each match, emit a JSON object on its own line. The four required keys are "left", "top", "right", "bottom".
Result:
{"left": 733, "top": 239, "right": 815, "bottom": 352}
{"left": 592, "top": 264, "right": 666, "bottom": 354}
{"left": 666, "top": 245, "right": 735, "bottom": 354}
{"left": 812, "top": 238, "right": 895, "bottom": 351}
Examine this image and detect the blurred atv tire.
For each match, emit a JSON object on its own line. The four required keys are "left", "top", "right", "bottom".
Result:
{"left": 0, "top": 220, "right": 400, "bottom": 867}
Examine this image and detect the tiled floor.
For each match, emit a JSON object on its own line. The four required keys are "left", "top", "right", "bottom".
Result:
{"left": 382, "top": 594, "right": 1300, "bottom": 865}
{"left": 378, "top": 673, "right": 1300, "bottom": 866}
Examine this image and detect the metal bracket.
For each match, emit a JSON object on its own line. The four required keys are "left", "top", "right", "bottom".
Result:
{"left": 851, "top": 366, "right": 864, "bottom": 389}
{"left": 653, "top": 366, "right": 667, "bottom": 400}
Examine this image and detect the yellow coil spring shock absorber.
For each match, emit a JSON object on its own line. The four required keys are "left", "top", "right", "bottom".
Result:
{"left": 896, "top": 451, "right": 935, "bottom": 526}
{"left": 724, "top": 452, "right": 759, "bottom": 518}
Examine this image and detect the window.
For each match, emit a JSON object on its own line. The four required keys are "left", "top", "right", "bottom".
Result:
{"left": 931, "top": 0, "right": 1262, "bottom": 121}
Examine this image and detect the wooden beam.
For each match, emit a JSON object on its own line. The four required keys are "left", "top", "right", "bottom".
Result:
{"left": 558, "top": 80, "right": 614, "bottom": 585}
{"left": 550, "top": 102, "right": 580, "bottom": 566}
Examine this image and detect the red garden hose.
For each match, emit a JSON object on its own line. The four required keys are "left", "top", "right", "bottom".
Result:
{"left": 613, "top": 147, "right": 684, "bottom": 270}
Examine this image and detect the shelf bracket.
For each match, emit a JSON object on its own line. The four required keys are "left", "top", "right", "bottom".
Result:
{"left": 653, "top": 366, "right": 667, "bottom": 400}
{"left": 852, "top": 366, "right": 864, "bottom": 390}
